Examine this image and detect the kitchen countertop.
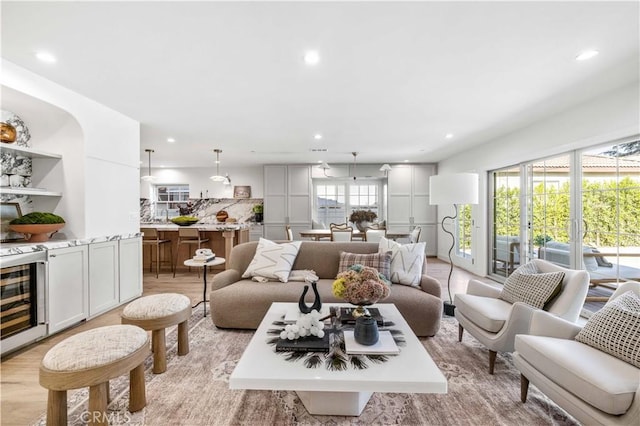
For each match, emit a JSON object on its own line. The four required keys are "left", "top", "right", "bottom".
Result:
{"left": 140, "top": 223, "right": 251, "bottom": 230}
{"left": 0, "top": 233, "right": 142, "bottom": 257}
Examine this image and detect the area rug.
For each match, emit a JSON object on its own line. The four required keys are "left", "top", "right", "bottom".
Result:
{"left": 31, "top": 310, "right": 579, "bottom": 426}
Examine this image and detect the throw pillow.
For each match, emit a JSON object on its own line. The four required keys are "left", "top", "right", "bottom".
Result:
{"left": 575, "top": 291, "right": 640, "bottom": 368}
{"left": 499, "top": 262, "right": 565, "bottom": 309}
{"left": 378, "top": 237, "right": 426, "bottom": 287}
{"left": 242, "top": 238, "right": 301, "bottom": 283}
{"left": 338, "top": 251, "right": 391, "bottom": 280}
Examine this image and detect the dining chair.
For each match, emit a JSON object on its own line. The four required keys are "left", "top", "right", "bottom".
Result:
{"left": 330, "top": 224, "right": 353, "bottom": 241}
{"left": 285, "top": 225, "right": 294, "bottom": 241}
{"left": 174, "top": 227, "right": 209, "bottom": 277}
{"left": 364, "top": 227, "right": 386, "bottom": 243}
{"left": 141, "top": 227, "right": 174, "bottom": 278}
{"left": 409, "top": 226, "right": 422, "bottom": 243}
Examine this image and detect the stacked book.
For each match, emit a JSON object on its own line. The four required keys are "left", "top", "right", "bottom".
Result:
{"left": 192, "top": 253, "right": 215, "bottom": 262}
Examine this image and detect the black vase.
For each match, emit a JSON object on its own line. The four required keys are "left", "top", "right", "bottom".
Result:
{"left": 354, "top": 315, "right": 379, "bottom": 345}
{"left": 298, "top": 281, "right": 322, "bottom": 314}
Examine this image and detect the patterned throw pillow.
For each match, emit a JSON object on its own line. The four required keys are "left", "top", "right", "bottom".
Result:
{"left": 378, "top": 237, "right": 426, "bottom": 287}
{"left": 338, "top": 251, "right": 391, "bottom": 280}
{"left": 575, "top": 291, "right": 640, "bottom": 368}
{"left": 242, "top": 238, "right": 301, "bottom": 282}
{"left": 499, "top": 262, "right": 564, "bottom": 309}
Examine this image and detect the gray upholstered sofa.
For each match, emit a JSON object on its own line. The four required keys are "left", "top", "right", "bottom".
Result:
{"left": 210, "top": 241, "right": 443, "bottom": 337}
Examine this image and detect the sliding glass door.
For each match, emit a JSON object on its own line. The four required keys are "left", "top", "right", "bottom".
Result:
{"left": 489, "top": 138, "right": 640, "bottom": 313}
{"left": 580, "top": 142, "right": 640, "bottom": 287}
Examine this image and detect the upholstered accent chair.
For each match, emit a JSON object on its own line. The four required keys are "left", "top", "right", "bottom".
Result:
{"left": 514, "top": 281, "right": 640, "bottom": 425}
{"left": 455, "top": 259, "right": 590, "bottom": 374}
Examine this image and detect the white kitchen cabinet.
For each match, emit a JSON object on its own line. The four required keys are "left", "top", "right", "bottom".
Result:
{"left": 47, "top": 245, "right": 88, "bottom": 333}
{"left": 263, "top": 165, "right": 311, "bottom": 240}
{"left": 88, "top": 240, "right": 120, "bottom": 317}
{"left": 119, "top": 236, "right": 142, "bottom": 302}
{"left": 249, "top": 224, "right": 264, "bottom": 242}
{"left": 387, "top": 164, "right": 438, "bottom": 255}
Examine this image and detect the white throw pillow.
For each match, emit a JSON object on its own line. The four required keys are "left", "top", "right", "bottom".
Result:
{"left": 242, "top": 238, "right": 301, "bottom": 283}
{"left": 378, "top": 237, "right": 426, "bottom": 287}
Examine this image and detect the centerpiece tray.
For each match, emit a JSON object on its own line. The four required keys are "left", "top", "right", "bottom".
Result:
{"left": 336, "top": 307, "right": 385, "bottom": 326}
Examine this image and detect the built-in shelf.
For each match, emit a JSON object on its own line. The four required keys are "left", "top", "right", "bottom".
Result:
{"left": 0, "top": 187, "right": 62, "bottom": 197}
{"left": 0, "top": 144, "right": 62, "bottom": 159}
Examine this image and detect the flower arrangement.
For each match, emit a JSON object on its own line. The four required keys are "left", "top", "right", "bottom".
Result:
{"left": 332, "top": 264, "right": 391, "bottom": 305}
{"left": 348, "top": 209, "right": 377, "bottom": 223}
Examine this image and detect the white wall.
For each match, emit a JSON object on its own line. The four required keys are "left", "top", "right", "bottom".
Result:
{"left": 139, "top": 166, "right": 264, "bottom": 199}
{"left": 436, "top": 82, "right": 640, "bottom": 277}
{"left": 1, "top": 59, "right": 141, "bottom": 237}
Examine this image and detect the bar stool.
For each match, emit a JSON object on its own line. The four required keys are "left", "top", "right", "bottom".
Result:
{"left": 173, "top": 227, "right": 209, "bottom": 277}
{"left": 141, "top": 227, "right": 174, "bottom": 278}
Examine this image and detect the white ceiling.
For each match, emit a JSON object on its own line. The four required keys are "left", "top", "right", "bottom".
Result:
{"left": 1, "top": 1, "right": 638, "bottom": 168}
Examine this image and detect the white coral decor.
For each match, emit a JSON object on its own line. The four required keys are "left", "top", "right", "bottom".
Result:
{"left": 280, "top": 310, "right": 325, "bottom": 340}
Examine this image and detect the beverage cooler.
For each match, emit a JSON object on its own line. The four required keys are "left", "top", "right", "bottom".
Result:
{"left": 1, "top": 251, "right": 47, "bottom": 355}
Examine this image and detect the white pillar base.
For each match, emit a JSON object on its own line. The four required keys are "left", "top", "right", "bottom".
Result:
{"left": 296, "top": 390, "right": 373, "bottom": 416}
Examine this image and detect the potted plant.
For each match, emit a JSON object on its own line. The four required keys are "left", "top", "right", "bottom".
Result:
{"left": 9, "top": 212, "right": 65, "bottom": 242}
{"left": 349, "top": 209, "right": 377, "bottom": 231}
{"left": 252, "top": 204, "right": 264, "bottom": 223}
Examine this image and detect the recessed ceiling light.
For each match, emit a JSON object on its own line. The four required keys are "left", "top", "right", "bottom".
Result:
{"left": 445, "top": 133, "right": 453, "bottom": 139}
{"left": 314, "top": 133, "right": 322, "bottom": 140}
{"left": 167, "top": 137, "right": 175, "bottom": 143}
{"left": 304, "top": 50, "right": 320, "bottom": 66}
{"left": 404, "top": 160, "right": 409, "bottom": 163}
{"left": 35, "top": 51, "right": 56, "bottom": 63}
{"left": 576, "top": 50, "right": 599, "bottom": 61}
{"left": 317, "top": 160, "right": 322, "bottom": 163}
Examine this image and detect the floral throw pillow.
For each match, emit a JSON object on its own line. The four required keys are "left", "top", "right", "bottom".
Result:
{"left": 575, "top": 290, "right": 640, "bottom": 368}
{"left": 378, "top": 237, "right": 426, "bottom": 287}
{"left": 242, "top": 238, "right": 301, "bottom": 283}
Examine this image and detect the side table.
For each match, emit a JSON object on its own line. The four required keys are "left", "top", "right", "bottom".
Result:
{"left": 183, "top": 257, "right": 225, "bottom": 317}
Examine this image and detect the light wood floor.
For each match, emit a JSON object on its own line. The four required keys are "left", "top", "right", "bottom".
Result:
{"left": 0, "top": 259, "right": 483, "bottom": 426}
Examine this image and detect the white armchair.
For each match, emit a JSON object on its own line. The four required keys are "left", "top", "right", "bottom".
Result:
{"left": 454, "top": 259, "right": 590, "bottom": 374}
{"left": 513, "top": 282, "right": 640, "bottom": 425}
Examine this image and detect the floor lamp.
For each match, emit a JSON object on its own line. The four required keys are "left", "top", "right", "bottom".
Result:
{"left": 429, "top": 173, "right": 479, "bottom": 316}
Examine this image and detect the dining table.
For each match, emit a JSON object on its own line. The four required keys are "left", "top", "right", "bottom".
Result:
{"left": 298, "top": 229, "right": 410, "bottom": 241}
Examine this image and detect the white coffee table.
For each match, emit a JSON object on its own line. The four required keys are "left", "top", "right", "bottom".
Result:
{"left": 229, "top": 302, "right": 447, "bottom": 416}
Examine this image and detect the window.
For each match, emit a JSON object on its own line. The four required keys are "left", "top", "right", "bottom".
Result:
{"left": 314, "top": 180, "right": 382, "bottom": 226}
{"left": 154, "top": 185, "right": 189, "bottom": 218}
{"left": 457, "top": 204, "right": 472, "bottom": 259}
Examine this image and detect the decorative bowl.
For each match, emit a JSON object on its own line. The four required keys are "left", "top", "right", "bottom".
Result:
{"left": 216, "top": 210, "right": 229, "bottom": 222}
{"left": 9, "top": 223, "right": 65, "bottom": 242}
{"left": 170, "top": 216, "right": 199, "bottom": 226}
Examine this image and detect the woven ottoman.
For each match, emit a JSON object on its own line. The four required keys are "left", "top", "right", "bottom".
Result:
{"left": 39, "top": 324, "right": 149, "bottom": 426}
{"left": 121, "top": 293, "right": 191, "bottom": 374}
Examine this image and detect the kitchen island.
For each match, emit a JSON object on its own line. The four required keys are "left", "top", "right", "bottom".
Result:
{"left": 139, "top": 223, "right": 251, "bottom": 274}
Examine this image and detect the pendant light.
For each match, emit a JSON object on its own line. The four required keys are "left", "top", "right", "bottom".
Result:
{"left": 210, "top": 149, "right": 231, "bottom": 184}
{"left": 141, "top": 149, "right": 155, "bottom": 181}
{"left": 351, "top": 152, "right": 358, "bottom": 180}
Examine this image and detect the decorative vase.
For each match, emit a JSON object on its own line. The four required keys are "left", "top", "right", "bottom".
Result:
{"left": 354, "top": 315, "right": 379, "bottom": 345}
{"left": 254, "top": 212, "right": 263, "bottom": 223}
{"left": 354, "top": 221, "right": 370, "bottom": 232}
{"left": 9, "top": 223, "right": 65, "bottom": 242}
{"left": 298, "top": 281, "right": 322, "bottom": 314}
{"left": 0, "top": 122, "right": 17, "bottom": 143}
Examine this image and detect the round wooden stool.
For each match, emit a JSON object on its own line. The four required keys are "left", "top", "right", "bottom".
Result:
{"left": 39, "top": 325, "right": 149, "bottom": 426}
{"left": 121, "top": 293, "right": 191, "bottom": 374}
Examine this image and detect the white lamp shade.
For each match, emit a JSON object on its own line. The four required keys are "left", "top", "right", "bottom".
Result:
{"left": 429, "top": 173, "right": 479, "bottom": 205}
